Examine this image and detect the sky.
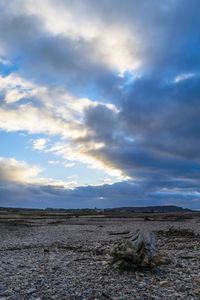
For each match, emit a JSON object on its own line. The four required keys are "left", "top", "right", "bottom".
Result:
{"left": 0, "top": 0, "right": 200, "bottom": 209}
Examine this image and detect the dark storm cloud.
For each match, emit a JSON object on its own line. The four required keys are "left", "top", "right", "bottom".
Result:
{"left": 1, "top": 0, "right": 200, "bottom": 93}
{"left": 0, "top": 181, "right": 200, "bottom": 209}
{"left": 82, "top": 74, "right": 200, "bottom": 204}
{"left": 1, "top": 0, "right": 200, "bottom": 98}
{"left": 56, "top": 0, "right": 200, "bottom": 73}
{"left": 121, "top": 75, "right": 200, "bottom": 159}
{"left": 0, "top": 12, "right": 122, "bottom": 100}
{"left": 0, "top": 0, "right": 200, "bottom": 208}
{"left": 83, "top": 103, "right": 122, "bottom": 144}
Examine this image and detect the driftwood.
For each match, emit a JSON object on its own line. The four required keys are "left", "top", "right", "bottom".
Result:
{"left": 107, "top": 230, "right": 130, "bottom": 236}
{"left": 110, "top": 229, "right": 170, "bottom": 270}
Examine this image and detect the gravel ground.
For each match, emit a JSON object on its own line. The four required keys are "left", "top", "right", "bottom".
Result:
{"left": 0, "top": 216, "right": 200, "bottom": 300}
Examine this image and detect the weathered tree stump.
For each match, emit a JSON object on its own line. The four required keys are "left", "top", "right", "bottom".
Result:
{"left": 110, "top": 229, "right": 169, "bottom": 270}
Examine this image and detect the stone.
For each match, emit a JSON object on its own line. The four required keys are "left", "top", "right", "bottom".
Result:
{"left": 153, "top": 254, "right": 171, "bottom": 266}
{"left": 27, "top": 288, "right": 37, "bottom": 295}
{"left": 159, "top": 281, "right": 168, "bottom": 286}
{"left": 0, "top": 212, "right": 199, "bottom": 300}
{"left": 194, "top": 288, "right": 200, "bottom": 295}
{"left": 0, "top": 290, "right": 11, "bottom": 297}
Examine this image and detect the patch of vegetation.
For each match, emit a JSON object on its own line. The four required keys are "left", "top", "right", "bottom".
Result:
{"left": 0, "top": 219, "right": 33, "bottom": 227}
{"left": 157, "top": 227, "right": 198, "bottom": 238}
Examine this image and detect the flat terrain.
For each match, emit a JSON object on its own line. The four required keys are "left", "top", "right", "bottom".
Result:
{"left": 0, "top": 210, "right": 200, "bottom": 300}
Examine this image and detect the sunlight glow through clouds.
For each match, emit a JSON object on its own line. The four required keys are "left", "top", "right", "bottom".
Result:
{"left": 0, "top": 71, "right": 125, "bottom": 184}
{"left": 20, "top": 0, "right": 141, "bottom": 74}
{"left": 0, "top": 157, "right": 77, "bottom": 189}
{"left": 1, "top": 0, "right": 200, "bottom": 208}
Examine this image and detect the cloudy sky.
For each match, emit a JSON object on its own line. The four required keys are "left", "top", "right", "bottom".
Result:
{"left": 0, "top": 0, "right": 200, "bottom": 209}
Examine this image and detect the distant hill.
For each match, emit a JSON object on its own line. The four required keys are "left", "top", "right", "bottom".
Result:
{"left": 105, "top": 205, "right": 193, "bottom": 213}
{"left": 0, "top": 205, "right": 193, "bottom": 213}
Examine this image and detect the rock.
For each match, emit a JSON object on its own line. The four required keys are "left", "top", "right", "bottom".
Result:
{"left": 101, "top": 292, "right": 111, "bottom": 299}
{"left": 194, "top": 277, "right": 200, "bottom": 284}
{"left": 0, "top": 213, "right": 199, "bottom": 300}
{"left": 0, "top": 290, "right": 11, "bottom": 297}
{"left": 27, "top": 288, "right": 37, "bottom": 295}
{"left": 0, "top": 284, "right": 6, "bottom": 295}
{"left": 193, "top": 288, "right": 200, "bottom": 295}
{"left": 159, "top": 281, "right": 168, "bottom": 286}
{"left": 153, "top": 254, "right": 171, "bottom": 266}
{"left": 110, "top": 230, "right": 157, "bottom": 270}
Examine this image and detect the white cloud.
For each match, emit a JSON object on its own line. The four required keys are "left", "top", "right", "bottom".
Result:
{"left": 0, "top": 156, "right": 77, "bottom": 189}
{"left": 48, "top": 160, "right": 60, "bottom": 164}
{"left": 174, "top": 72, "right": 197, "bottom": 83}
{"left": 0, "top": 157, "right": 41, "bottom": 183}
{"left": 63, "top": 162, "right": 75, "bottom": 168}
{"left": 0, "top": 73, "right": 125, "bottom": 180}
{"left": 0, "top": 73, "right": 37, "bottom": 103}
{"left": 34, "top": 177, "right": 77, "bottom": 189}
{"left": 0, "top": 104, "right": 65, "bottom": 135}
{"left": 47, "top": 141, "right": 128, "bottom": 181}
{"left": 0, "top": 74, "right": 96, "bottom": 139}
{"left": 33, "top": 138, "right": 48, "bottom": 150}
